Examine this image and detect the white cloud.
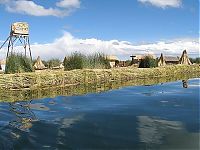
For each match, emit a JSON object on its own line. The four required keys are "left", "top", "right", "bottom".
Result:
{"left": 0, "top": 0, "right": 80, "bottom": 17}
{"left": 138, "top": 0, "right": 182, "bottom": 9}
{"left": 6, "top": 1, "right": 63, "bottom": 17}
{"left": 56, "top": 0, "right": 80, "bottom": 8}
{"left": 0, "top": 0, "right": 10, "bottom": 3}
{"left": 0, "top": 32, "right": 199, "bottom": 60}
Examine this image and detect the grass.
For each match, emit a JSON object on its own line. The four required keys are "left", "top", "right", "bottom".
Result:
{"left": 63, "top": 52, "right": 111, "bottom": 71}
{"left": 5, "top": 53, "right": 34, "bottom": 74}
{"left": 139, "top": 56, "right": 157, "bottom": 68}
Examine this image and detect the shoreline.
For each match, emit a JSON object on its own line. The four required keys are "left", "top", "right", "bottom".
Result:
{"left": 0, "top": 65, "right": 199, "bottom": 91}
{"left": 0, "top": 73, "right": 199, "bottom": 102}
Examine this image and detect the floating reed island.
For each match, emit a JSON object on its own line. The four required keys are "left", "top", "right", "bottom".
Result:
{"left": 0, "top": 64, "right": 199, "bottom": 91}
{"left": 0, "top": 73, "right": 198, "bottom": 103}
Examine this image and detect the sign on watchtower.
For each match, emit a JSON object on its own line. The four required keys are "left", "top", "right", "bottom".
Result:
{"left": 11, "top": 22, "right": 29, "bottom": 36}
{"left": 0, "top": 22, "right": 32, "bottom": 61}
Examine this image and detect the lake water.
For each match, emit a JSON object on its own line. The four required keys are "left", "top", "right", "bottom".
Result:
{"left": 0, "top": 78, "right": 199, "bottom": 149}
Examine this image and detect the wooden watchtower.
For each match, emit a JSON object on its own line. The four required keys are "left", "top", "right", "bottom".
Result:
{"left": 0, "top": 22, "right": 32, "bottom": 61}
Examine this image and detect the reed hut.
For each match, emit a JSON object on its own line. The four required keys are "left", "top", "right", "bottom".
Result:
{"left": 179, "top": 50, "right": 192, "bottom": 65}
{"left": 34, "top": 56, "right": 46, "bottom": 70}
{"left": 59, "top": 63, "right": 64, "bottom": 69}
{"left": 0, "top": 59, "right": 6, "bottom": 71}
{"left": 157, "top": 53, "right": 166, "bottom": 67}
{"left": 130, "top": 55, "right": 143, "bottom": 64}
{"left": 0, "top": 63, "right": 1, "bottom": 70}
{"left": 164, "top": 56, "right": 179, "bottom": 65}
{"left": 52, "top": 63, "right": 64, "bottom": 70}
{"left": 106, "top": 55, "right": 119, "bottom": 68}
{"left": 158, "top": 53, "right": 179, "bottom": 66}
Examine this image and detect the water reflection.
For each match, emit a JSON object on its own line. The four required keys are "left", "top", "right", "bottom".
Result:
{"left": 0, "top": 74, "right": 199, "bottom": 103}
{"left": 0, "top": 78, "right": 199, "bottom": 149}
{"left": 137, "top": 116, "right": 199, "bottom": 149}
{"left": 137, "top": 116, "right": 182, "bottom": 145}
{"left": 182, "top": 80, "right": 188, "bottom": 88}
{"left": 9, "top": 101, "right": 37, "bottom": 132}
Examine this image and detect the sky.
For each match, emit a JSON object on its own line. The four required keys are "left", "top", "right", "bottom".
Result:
{"left": 0, "top": 0, "right": 199, "bottom": 60}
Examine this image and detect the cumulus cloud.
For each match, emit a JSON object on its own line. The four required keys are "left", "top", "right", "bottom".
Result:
{"left": 0, "top": 0, "right": 80, "bottom": 17}
{"left": 56, "top": 0, "right": 80, "bottom": 9}
{"left": 0, "top": 32, "right": 198, "bottom": 60}
{"left": 138, "top": 0, "right": 182, "bottom": 9}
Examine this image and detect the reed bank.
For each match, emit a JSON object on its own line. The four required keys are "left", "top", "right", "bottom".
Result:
{"left": 0, "top": 64, "right": 199, "bottom": 91}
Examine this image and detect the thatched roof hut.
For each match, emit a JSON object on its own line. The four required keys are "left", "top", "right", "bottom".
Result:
{"left": 0, "top": 59, "right": 6, "bottom": 65}
{"left": 106, "top": 55, "right": 119, "bottom": 61}
{"left": 179, "top": 50, "right": 192, "bottom": 65}
{"left": 0, "top": 59, "right": 6, "bottom": 71}
{"left": 158, "top": 53, "right": 166, "bottom": 67}
{"left": 34, "top": 56, "right": 46, "bottom": 70}
{"left": 130, "top": 55, "right": 144, "bottom": 65}
{"left": 158, "top": 53, "right": 179, "bottom": 66}
{"left": 164, "top": 56, "right": 179, "bottom": 62}
{"left": 106, "top": 55, "right": 119, "bottom": 68}
{"left": 131, "top": 54, "right": 156, "bottom": 64}
{"left": 59, "top": 63, "right": 64, "bottom": 69}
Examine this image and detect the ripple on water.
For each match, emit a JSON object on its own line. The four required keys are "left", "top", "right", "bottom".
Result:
{"left": 0, "top": 78, "right": 199, "bottom": 149}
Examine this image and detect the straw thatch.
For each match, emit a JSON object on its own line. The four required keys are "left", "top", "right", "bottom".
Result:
{"left": 164, "top": 56, "right": 179, "bottom": 62}
{"left": 0, "top": 59, "right": 6, "bottom": 65}
{"left": 59, "top": 63, "right": 64, "bottom": 69}
{"left": 158, "top": 53, "right": 166, "bottom": 67}
{"left": 52, "top": 64, "right": 64, "bottom": 70}
{"left": 0, "top": 65, "right": 199, "bottom": 92}
{"left": 179, "top": 50, "right": 192, "bottom": 65}
{"left": 0, "top": 59, "right": 6, "bottom": 71}
{"left": 106, "top": 55, "right": 119, "bottom": 68}
{"left": 131, "top": 54, "right": 156, "bottom": 61}
{"left": 34, "top": 56, "right": 46, "bottom": 70}
{"left": 134, "top": 55, "right": 143, "bottom": 60}
{"left": 106, "top": 55, "right": 119, "bottom": 61}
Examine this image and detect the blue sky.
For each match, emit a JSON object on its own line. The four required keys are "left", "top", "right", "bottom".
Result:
{"left": 0, "top": 0, "right": 199, "bottom": 60}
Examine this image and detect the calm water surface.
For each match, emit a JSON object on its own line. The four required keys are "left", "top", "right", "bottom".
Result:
{"left": 0, "top": 78, "right": 199, "bottom": 149}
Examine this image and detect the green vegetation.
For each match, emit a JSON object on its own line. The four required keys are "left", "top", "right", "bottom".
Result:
{"left": 5, "top": 53, "right": 34, "bottom": 74}
{"left": 125, "top": 60, "right": 132, "bottom": 66}
{"left": 86, "top": 53, "right": 110, "bottom": 69}
{"left": 63, "top": 52, "right": 85, "bottom": 70}
{"left": 190, "top": 57, "right": 200, "bottom": 64}
{"left": 46, "top": 59, "right": 61, "bottom": 68}
{"left": 33, "top": 58, "right": 61, "bottom": 69}
{"left": 63, "top": 52, "right": 110, "bottom": 71}
{"left": 139, "top": 56, "right": 157, "bottom": 68}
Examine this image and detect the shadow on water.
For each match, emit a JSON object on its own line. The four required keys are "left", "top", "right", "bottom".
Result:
{"left": 182, "top": 80, "right": 188, "bottom": 88}
{"left": 0, "top": 73, "right": 199, "bottom": 102}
